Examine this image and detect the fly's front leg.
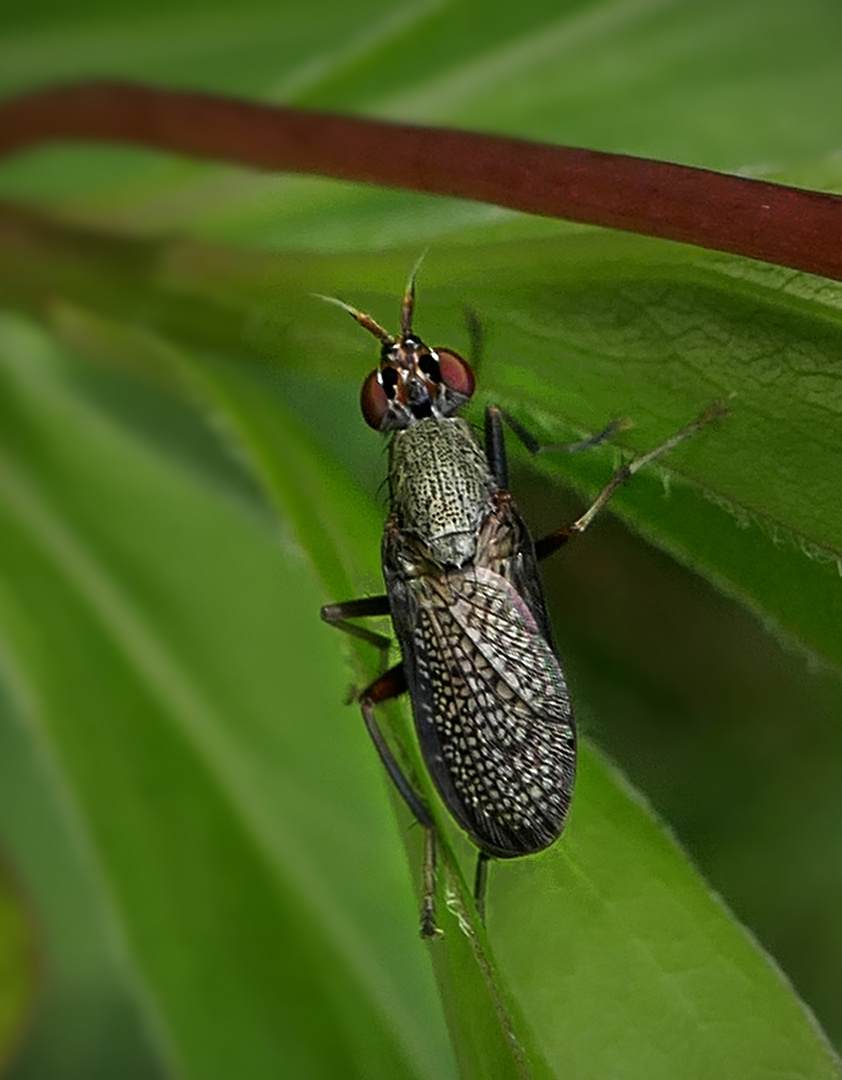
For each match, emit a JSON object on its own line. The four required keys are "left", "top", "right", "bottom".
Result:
{"left": 534, "top": 400, "right": 727, "bottom": 560}
{"left": 501, "top": 408, "right": 626, "bottom": 459}
{"left": 484, "top": 404, "right": 624, "bottom": 491}
{"left": 321, "top": 596, "right": 441, "bottom": 937}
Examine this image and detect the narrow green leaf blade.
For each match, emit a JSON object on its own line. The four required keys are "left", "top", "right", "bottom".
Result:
{"left": 0, "top": 316, "right": 456, "bottom": 1080}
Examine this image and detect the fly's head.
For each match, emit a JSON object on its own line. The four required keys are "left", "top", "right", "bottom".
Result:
{"left": 361, "top": 333, "right": 476, "bottom": 432}
{"left": 321, "top": 273, "right": 476, "bottom": 432}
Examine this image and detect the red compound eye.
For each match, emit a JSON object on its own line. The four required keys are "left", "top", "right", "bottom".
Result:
{"left": 435, "top": 348, "right": 476, "bottom": 400}
{"left": 360, "top": 369, "right": 390, "bottom": 430}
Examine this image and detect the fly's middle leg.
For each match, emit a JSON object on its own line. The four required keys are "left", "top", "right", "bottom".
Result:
{"left": 320, "top": 594, "right": 392, "bottom": 662}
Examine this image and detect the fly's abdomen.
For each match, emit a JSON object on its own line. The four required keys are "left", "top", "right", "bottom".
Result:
{"left": 403, "top": 564, "right": 576, "bottom": 859}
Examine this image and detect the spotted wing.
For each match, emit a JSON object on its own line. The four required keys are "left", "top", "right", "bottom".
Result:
{"left": 401, "top": 564, "right": 575, "bottom": 858}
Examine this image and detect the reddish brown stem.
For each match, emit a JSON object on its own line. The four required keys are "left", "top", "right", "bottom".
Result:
{"left": 2, "top": 80, "right": 842, "bottom": 281}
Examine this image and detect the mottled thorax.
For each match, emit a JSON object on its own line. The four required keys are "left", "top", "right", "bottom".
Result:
{"left": 388, "top": 417, "right": 496, "bottom": 568}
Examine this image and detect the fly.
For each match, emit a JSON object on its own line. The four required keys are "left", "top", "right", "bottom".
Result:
{"left": 321, "top": 270, "right": 724, "bottom": 937}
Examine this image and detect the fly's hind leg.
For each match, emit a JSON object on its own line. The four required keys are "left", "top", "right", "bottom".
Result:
{"left": 534, "top": 400, "right": 727, "bottom": 560}
{"left": 359, "top": 664, "right": 441, "bottom": 939}
{"left": 321, "top": 596, "right": 441, "bottom": 938}
{"left": 474, "top": 852, "right": 491, "bottom": 924}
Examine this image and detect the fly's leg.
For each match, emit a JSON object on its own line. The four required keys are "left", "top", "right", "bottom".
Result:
{"left": 465, "top": 308, "right": 621, "bottom": 461}
{"left": 362, "top": 652, "right": 485, "bottom": 933}
{"left": 321, "top": 597, "right": 441, "bottom": 937}
{"left": 422, "top": 828, "right": 438, "bottom": 940}
{"left": 320, "top": 594, "right": 392, "bottom": 657}
{"left": 321, "top": 595, "right": 392, "bottom": 704}
{"left": 485, "top": 404, "right": 624, "bottom": 490}
{"left": 360, "top": 664, "right": 441, "bottom": 938}
{"left": 483, "top": 400, "right": 724, "bottom": 557}
{"left": 474, "top": 852, "right": 491, "bottom": 923}
{"left": 500, "top": 408, "right": 626, "bottom": 459}
{"left": 534, "top": 400, "right": 727, "bottom": 560}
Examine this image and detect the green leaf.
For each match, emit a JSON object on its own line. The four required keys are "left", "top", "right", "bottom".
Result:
{"left": 1, "top": 0, "right": 842, "bottom": 1077}
{"left": 0, "top": 847, "right": 39, "bottom": 1074}
{"left": 0, "top": 317, "right": 455, "bottom": 1080}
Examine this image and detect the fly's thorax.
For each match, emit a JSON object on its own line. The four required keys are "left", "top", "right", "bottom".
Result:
{"left": 388, "top": 417, "right": 496, "bottom": 568}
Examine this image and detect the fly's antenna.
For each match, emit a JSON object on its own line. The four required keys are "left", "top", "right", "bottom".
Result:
{"left": 314, "top": 294, "right": 395, "bottom": 345}
{"left": 401, "top": 250, "right": 428, "bottom": 339}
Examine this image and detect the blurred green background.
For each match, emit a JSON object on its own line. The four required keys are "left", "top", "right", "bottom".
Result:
{"left": 1, "top": 1, "right": 841, "bottom": 1078}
